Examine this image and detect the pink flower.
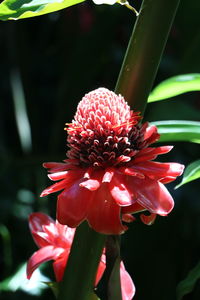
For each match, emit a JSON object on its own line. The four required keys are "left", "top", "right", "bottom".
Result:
{"left": 27, "top": 212, "right": 135, "bottom": 300}
{"left": 40, "top": 88, "right": 184, "bottom": 234}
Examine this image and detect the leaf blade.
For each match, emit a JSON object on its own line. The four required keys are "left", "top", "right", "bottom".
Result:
{"left": 148, "top": 74, "right": 200, "bottom": 102}
{"left": 176, "top": 261, "right": 200, "bottom": 300}
{"left": 151, "top": 120, "right": 200, "bottom": 144}
{"left": 175, "top": 160, "right": 200, "bottom": 189}
{"left": 0, "top": 0, "right": 85, "bottom": 20}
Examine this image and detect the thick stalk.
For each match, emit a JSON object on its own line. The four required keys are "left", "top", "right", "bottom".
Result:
{"left": 105, "top": 236, "right": 122, "bottom": 300}
{"left": 57, "top": 222, "right": 106, "bottom": 300}
{"left": 115, "top": 0, "right": 180, "bottom": 114}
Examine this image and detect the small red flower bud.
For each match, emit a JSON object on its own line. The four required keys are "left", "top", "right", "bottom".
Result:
{"left": 27, "top": 213, "right": 135, "bottom": 300}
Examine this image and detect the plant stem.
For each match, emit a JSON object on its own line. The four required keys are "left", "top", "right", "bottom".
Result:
{"left": 105, "top": 236, "right": 122, "bottom": 300}
{"left": 57, "top": 222, "right": 106, "bottom": 300}
{"left": 115, "top": 0, "right": 180, "bottom": 114}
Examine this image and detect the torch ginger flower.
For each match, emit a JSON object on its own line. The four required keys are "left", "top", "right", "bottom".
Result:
{"left": 27, "top": 212, "right": 135, "bottom": 300}
{"left": 41, "top": 88, "right": 184, "bottom": 234}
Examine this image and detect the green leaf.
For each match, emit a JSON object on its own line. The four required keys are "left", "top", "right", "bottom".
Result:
{"left": 176, "top": 261, "right": 200, "bottom": 300}
{"left": 148, "top": 74, "right": 200, "bottom": 102}
{"left": 150, "top": 120, "right": 200, "bottom": 143}
{"left": 175, "top": 160, "right": 200, "bottom": 189}
{"left": 0, "top": 263, "right": 50, "bottom": 296}
{"left": 0, "top": 0, "right": 85, "bottom": 21}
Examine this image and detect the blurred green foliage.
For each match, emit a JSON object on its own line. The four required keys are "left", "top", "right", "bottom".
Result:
{"left": 0, "top": 0, "right": 200, "bottom": 299}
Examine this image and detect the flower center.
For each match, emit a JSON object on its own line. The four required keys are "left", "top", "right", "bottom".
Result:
{"left": 66, "top": 88, "right": 145, "bottom": 168}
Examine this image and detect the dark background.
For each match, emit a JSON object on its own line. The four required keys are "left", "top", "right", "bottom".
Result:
{"left": 0, "top": 0, "right": 200, "bottom": 299}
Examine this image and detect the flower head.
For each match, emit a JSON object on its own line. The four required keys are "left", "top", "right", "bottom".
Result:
{"left": 27, "top": 212, "right": 135, "bottom": 300}
{"left": 41, "top": 88, "right": 184, "bottom": 234}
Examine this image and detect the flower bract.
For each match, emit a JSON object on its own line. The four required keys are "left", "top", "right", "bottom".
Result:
{"left": 41, "top": 88, "right": 184, "bottom": 234}
{"left": 27, "top": 212, "right": 135, "bottom": 299}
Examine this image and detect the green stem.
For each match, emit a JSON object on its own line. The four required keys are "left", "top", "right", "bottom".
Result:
{"left": 105, "top": 236, "right": 122, "bottom": 300}
{"left": 115, "top": 0, "right": 180, "bottom": 114}
{"left": 57, "top": 222, "right": 106, "bottom": 300}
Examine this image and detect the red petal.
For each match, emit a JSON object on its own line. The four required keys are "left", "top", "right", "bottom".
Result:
{"left": 40, "top": 179, "right": 70, "bottom": 197}
{"left": 95, "top": 254, "right": 106, "bottom": 286}
{"left": 29, "top": 213, "right": 55, "bottom": 247}
{"left": 53, "top": 252, "right": 68, "bottom": 282}
{"left": 48, "top": 171, "right": 69, "bottom": 181}
{"left": 120, "top": 262, "right": 135, "bottom": 300}
{"left": 31, "top": 232, "right": 53, "bottom": 249}
{"left": 133, "top": 161, "right": 184, "bottom": 180}
{"left": 109, "top": 173, "right": 133, "bottom": 206}
{"left": 122, "top": 214, "right": 136, "bottom": 223}
{"left": 29, "top": 213, "right": 54, "bottom": 233}
{"left": 27, "top": 246, "right": 64, "bottom": 279}
{"left": 56, "top": 222, "right": 75, "bottom": 244}
{"left": 87, "top": 183, "right": 127, "bottom": 235}
{"left": 83, "top": 167, "right": 93, "bottom": 179}
{"left": 132, "top": 177, "right": 174, "bottom": 215}
{"left": 119, "top": 167, "right": 144, "bottom": 178}
{"left": 57, "top": 179, "right": 94, "bottom": 227}
{"left": 133, "top": 146, "right": 173, "bottom": 163}
{"left": 159, "top": 176, "right": 176, "bottom": 184}
{"left": 40, "top": 170, "right": 83, "bottom": 197}
{"left": 80, "top": 170, "right": 104, "bottom": 190}
{"left": 43, "top": 162, "right": 69, "bottom": 173}
{"left": 122, "top": 202, "right": 146, "bottom": 214}
{"left": 102, "top": 168, "right": 115, "bottom": 183}
{"left": 80, "top": 179, "right": 100, "bottom": 191}
{"left": 143, "top": 124, "right": 160, "bottom": 144}
{"left": 140, "top": 213, "right": 157, "bottom": 225}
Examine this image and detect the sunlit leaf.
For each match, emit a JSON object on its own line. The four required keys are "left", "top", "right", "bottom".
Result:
{"left": 148, "top": 74, "right": 200, "bottom": 102}
{"left": 10, "top": 69, "right": 32, "bottom": 153}
{"left": 151, "top": 120, "right": 200, "bottom": 143}
{"left": 176, "top": 261, "right": 200, "bottom": 300}
{"left": 175, "top": 160, "right": 200, "bottom": 189}
{"left": 0, "top": 0, "right": 85, "bottom": 21}
{"left": 0, "top": 263, "right": 49, "bottom": 296}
